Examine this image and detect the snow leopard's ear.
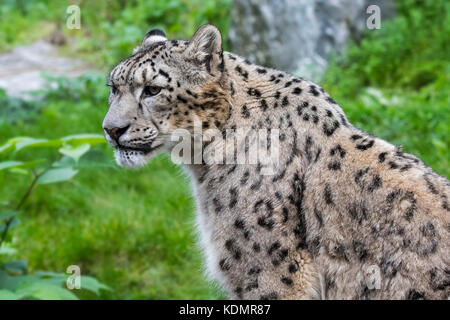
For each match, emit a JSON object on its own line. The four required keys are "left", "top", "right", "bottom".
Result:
{"left": 134, "top": 29, "right": 167, "bottom": 53}
{"left": 142, "top": 29, "right": 167, "bottom": 46}
{"left": 185, "top": 24, "right": 223, "bottom": 74}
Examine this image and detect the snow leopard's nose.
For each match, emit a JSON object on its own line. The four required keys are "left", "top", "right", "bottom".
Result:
{"left": 104, "top": 125, "right": 130, "bottom": 143}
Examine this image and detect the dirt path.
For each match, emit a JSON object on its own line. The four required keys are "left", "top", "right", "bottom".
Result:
{"left": 0, "top": 41, "right": 91, "bottom": 99}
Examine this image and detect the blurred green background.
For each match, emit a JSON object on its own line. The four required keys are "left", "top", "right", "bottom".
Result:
{"left": 0, "top": 0, "right": 448, "bottom": 299}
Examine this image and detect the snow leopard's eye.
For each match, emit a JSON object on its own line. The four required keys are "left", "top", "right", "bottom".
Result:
{"left": 142, "top": 85, "right": 162, "bottom": 97}
{"left": 107, "top": 84, "right": 118, "bottom": 95}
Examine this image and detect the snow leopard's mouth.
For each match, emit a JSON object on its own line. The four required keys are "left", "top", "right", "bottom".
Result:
{"left": 116, "top": 143, "right": 162, "bottom": 155}
{"left": 117, "top": 146, "right": 152, "bottom": 155}
{"left": 113, "top": 143, "right": 164, "bottom": 168}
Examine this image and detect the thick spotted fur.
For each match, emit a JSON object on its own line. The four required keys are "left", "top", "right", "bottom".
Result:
{"left": 103, "top": 25, "right": 450, "bottom": 299}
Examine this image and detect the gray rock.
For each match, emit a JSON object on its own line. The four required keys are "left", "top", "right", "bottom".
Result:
{"left": 228, "top": 0, "right": 396, "bottom": 81}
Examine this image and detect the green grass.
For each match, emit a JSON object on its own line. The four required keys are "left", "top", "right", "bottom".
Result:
{"left": 0, "top": 0, "right": 449, "bottom": 300}
{"left": 14, "top": 155, "right": 225, "bottom": 299}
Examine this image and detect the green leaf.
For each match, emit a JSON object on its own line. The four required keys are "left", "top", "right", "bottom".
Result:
{"left": 20, "top": 159, "right": 46, "bottom": 169}
{"left": 34, "top": 271, "right": 66, "bottom": 282}
{"left": 0, "top": 210, "right": 21, "bottom": 220}
{"left": 0, "top": 161, "right": 23, "bottom": 171}
{"left": 2, "top": 260, "right": 27, "bottom": 274}
{"left": 15, "top": 281, "right": 78, "bottom": 300}
{"left": 61, "top": 134, "right": 106, "bottom": 146}
{"left": 0, "top": 218, "right": 20, "bottom": 233}
{"left": 2, "top": 134, "right": 104, "bottom": 153}
{"left": 0, "top": 289, "right": 19, "bottom": 300}
{"left": 25, "top": 272, "right": 65, "bottom": 287}
{"left": 36, "top": 168, "right": 78, "bottom": 185}
{"left": 0, "top": 137, "right": 30, "bottom": 154}
{"left": 52, "top": 156, "right": 76, "bottom": 168}
{"left": 59, "top": 143, "right": 90, "bottom": 162}
{"left": 15, "top": 138, "right": 63, "bottom": 151}
{"left": 0, "top": 160, "right": 45, "bottom": 172}
{"left": 8, "top": 168, "right": 31, "bottom": 176}
{"left": 0, "top": 142, "right": 13, "bottom": 154}
{"left": 0, "top": 269, "right": 20, "bottom": 291}
{"left": 0, "top": 247, "right": 17, "bottom": 256}
{"left": 79, "top": 275, "right": 111, "bottom": 295}
{"left": 31, "top": 272, "right": 109, "bottom": 296}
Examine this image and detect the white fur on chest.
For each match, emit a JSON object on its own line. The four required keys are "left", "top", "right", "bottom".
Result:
{"left": 195, "top": 203, "right": 228, "bottom": 287}
{"left": 186, "top": 168, "right": 231, "bottom": 291}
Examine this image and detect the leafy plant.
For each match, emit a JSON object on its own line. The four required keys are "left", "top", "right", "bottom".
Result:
{"left": 322, "top": 0, "right": 450, "bottom": 98}
{"left": 0, "top": 133, "right": 110, "bottom": 300}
